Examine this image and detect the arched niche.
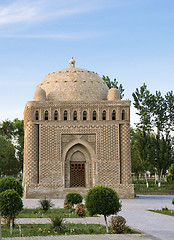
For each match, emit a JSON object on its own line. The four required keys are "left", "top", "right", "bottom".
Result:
{"left": 63, "top": 141, "right": 96, "bottom": 188}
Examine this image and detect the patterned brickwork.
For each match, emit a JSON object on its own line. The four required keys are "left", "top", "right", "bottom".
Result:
{"left": 25, "top": 124, "right": 39, "bottom": 184}
{"left": 24, "top": 119, "right": 134, "bottom": 198}
{"left": 40, "top": 125, "right": 62, "bottom": 187}
{"left": 24, "top": 101, "right": 130, "bottom": 122}
{"left": 99, "top": 125, "right": 119, "bottom": 162}
{"left": 119, "top": 124, "right": 132, "bottom": 184}
{"left": 98, "top": 162, "right": 120, "bottom": 187}
{"left": 23, "top": 85, "right": 133, "bottom": 198}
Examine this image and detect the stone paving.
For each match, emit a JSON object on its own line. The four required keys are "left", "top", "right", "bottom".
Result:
{"left": 2, "top": 195, "right": 174, "bottom": 240}
{"left": 2, "top": 234, "right": 158, "bottom": 240}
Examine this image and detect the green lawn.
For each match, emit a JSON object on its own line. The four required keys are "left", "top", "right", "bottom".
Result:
{"left": 133, "top": 177, "right": 174, "bottom": 191}
{"left": 18, "top": 208, "right": 97, "bottom": 218}
{"left": 149, "top": 209, "right": 174, "bottom": 217}
{"left": 2, "top": 223, "right": 139, "bottom": 238}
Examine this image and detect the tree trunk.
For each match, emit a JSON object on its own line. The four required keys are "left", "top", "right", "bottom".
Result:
{"left": 145, "top": 172, "right": 149, "bottom": 188}
{"left": 104, "top": 215, "right": 109, "bottom": 233}
{"left": 155, "top": 172, "right": 158, "bottom": 184}
{"left": 158, "top": 169, "right": 163, "bottom": 187}
{"left": 136, "top": 173, "right": 139, "bottom": 182}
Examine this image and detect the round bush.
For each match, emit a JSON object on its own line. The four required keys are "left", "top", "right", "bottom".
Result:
{"left": 172, "top": 198, "right": 174, "bottom": 205}
{"left": 65, "top": 192, "right": 83, "bottom": 206}
{"left": 167, "top": 175, "right": 174, "bottom": 183}
{"left": 85, "top": 185, "right": 121, "bottom": 217}
{"left": 110, "top": 216, "right": 126, "bottom": 234}
{"left": 0, "top": 189, "right": 23, "bottom": 225}
{"left": 0, "top": 176, "right": 23, "bottom": 197}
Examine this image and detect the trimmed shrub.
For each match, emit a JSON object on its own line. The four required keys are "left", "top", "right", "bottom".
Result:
{"left": 167, "top": 175, "right": 174, "bottom": 183}
{"left": 64, "top": 200, "right": 72, "bottom": 209}
{"left": 39, "top": 198, "right": 54, "bottom": 213}
{"left": 85, "top": 185, "right": 122, "bottom": 232}
{"left": 110, "top": 216, "right": 126, "bottom": 234}
{"left": 75, "top": 203, "right": 86, "bottom": 217}
{"left": 162, "top": 206, "right": 168, "bottom": 211}
{"left": 172, "top": 198, "right": 174, "bottom": 205}
{"left": 0, "top": 189, "right": 23, "bottom": 226}
{"left": 65, "top": 192, "right": 83, "bottom": 207}
{"left": 169, "top": 164, "right": 174, "bottom": 175}
{"left": 0, "top": 176, "right": 23, "bottom": 197}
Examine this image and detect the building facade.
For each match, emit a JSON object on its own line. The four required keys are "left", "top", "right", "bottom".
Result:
{"left": 23, "top": 58, "right": 134, "bottom": 198}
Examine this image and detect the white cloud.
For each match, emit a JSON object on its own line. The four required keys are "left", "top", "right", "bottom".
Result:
{"left": 0, "top": 0, "right": 137, "bottom": 38}
{"left": 0, "top": 0, "right": 127, "bottom": 26}
{"left": 0, "top": 31, "right": 103, "bottom": 39}
{"left": 0, "top": 1, "right": 39, "bottom": 25}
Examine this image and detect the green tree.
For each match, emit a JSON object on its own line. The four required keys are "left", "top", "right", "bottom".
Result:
{"left": 85, "top": 185, "right": 121, "bottom": 233}
{"left": 132, "top": 84, "right": 174, "bottom": 186}
{"left": 0, "top": 177, "right": 23, "bottom": 197}
{"left": 0, "top": 189, "right": 23, "bottom": 226}
{"left": 0, "top": 120, "right": 14, "bottom": 140}
{"left": 169, "top": 163, "right": 174, "bottom": 175}
{"left": 13, "top": 119, "right": 24, "bottom": 171}
{"left": 0, "top": 118, "right": 24, "bottom": 173}
{"left": 0, "top": 136, "right": 20, "bottom": 176}
{"left": 102, "top": 75, "right": 125, "bottom": 99}
{"left": 131, "top": 128, "right": 144, "bottom": 180}
{"left": 151, "top": 133, "right": 173, "bottom": 186}
{"left": 132, "top": 83, "right": 154, "bottom": 132}
{"left": 131, "top": 128, "right": 152, "bottom": 187}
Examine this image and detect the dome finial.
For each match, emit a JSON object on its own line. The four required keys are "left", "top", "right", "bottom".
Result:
{"left": 69, "top": 57, "right": 75, "bottom": 68}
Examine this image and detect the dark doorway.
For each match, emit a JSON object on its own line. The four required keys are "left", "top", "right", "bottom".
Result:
{"left": 70, "top": 162, "right": 85, "bottom": 187}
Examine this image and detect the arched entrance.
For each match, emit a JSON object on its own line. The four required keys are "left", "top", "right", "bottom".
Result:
{"left": 64, "top": 144, "right": 91, "bottom": 188}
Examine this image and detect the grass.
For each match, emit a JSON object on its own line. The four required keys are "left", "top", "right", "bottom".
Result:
{"left": 1, "top": 223, "right": 139, "bottom": 238}
{"left": 149, "top": 209, "right": 174, "bottom": 217}
{"left": 18, "top": 208, "right": 97, "bottom": 218}
{"left": 133, "top": 177, "right": 174, "bottom": 191}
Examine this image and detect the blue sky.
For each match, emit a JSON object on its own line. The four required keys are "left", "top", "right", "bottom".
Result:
{"left": 0, "top": 0, "right": 174, "bottom": 126}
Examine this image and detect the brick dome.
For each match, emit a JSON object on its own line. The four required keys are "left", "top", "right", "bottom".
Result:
{"left": 36, "top": 67, "right": 109, "bottom": 101}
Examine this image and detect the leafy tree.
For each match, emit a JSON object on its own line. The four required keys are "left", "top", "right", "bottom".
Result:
{"left": 0, "top": 136, "right": 20, "bottom": 176}
{"left": 0, "top": 118, "right": 24, "bottom": 173}
{"left": 85, "top": 185, "right": 121, "bottom": 232}
{"left": 131, "top": 128, "right": 152, "bottom": 186}
{"left": 13, "top": 119, "right": 24, "bottom": 171}
{"left": 132, "top": 83, "right": 154, "bottom": 132}
{"left": 131, "top": 128, "right": 144, "bottom": 180}
{"left": 102, "top": 75, "right": 125, "bottom": 99}
{"left": 0, "top": 120, "right": 14, "bottom": 140}
{"left": 132, "top": 84, "right": 174, "bottom": 186}
{"left": 169, "top": 163, "right": 174, "bottom": 175}
{"left": 0, "top": 189, "right": 23, "bottom": 226}
{"left": 0, "top": 177, "right": 23, "bottom": 197}
{"left": 151, "top": 133, "right": 173, "bottom": 186}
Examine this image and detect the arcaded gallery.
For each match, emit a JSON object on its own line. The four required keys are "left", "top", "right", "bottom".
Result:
{"left": 23, "top": 58, "right": 134, "bottom": 199}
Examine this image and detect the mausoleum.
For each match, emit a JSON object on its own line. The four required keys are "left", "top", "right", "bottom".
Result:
{"left": 23, "top": 58, "right": 134, "bottom": 198}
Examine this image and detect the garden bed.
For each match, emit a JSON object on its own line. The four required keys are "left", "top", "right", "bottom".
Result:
{"left": 18, "top": 208, "right": 97, "bottom": 218}
{"left": 1, "top": 223, "right": 139, "bottom": 238}
{"left": 149, "top": 209, "right": 174, "bottom": 217}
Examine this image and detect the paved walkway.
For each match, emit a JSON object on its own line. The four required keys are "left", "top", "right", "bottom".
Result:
{"left": 3, "top": 195, "right": 174, "bottom": 240}
{"left": 2, "top": 234, "right": 158, "bottom": 240}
